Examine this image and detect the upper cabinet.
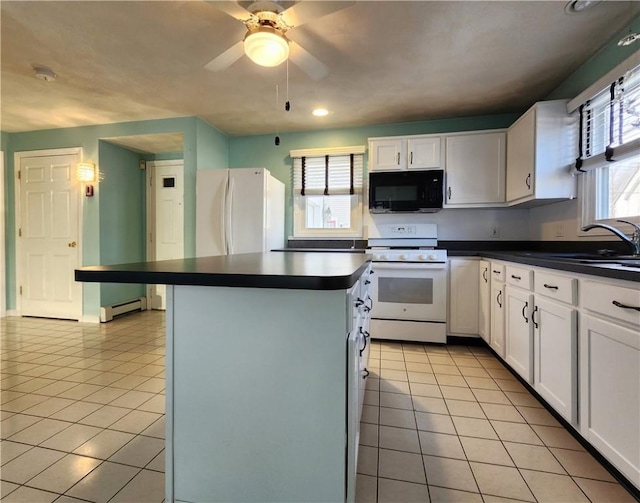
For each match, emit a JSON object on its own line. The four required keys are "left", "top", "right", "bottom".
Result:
{"left": 369, "top": 135, "right": 441, "bottom": 171}
{"left": 444, "top": 131, "right": 506, "bottom": 207}
{"left": 506, "top": 100, "right": 577, "bottom": 206}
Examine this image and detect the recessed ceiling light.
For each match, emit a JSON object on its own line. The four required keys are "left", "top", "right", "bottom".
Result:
{"left": 564, "top": 0, "right": 602, "bottom": 14}
{"left": 312, "top": 108, "right": 329, "bottom": 117}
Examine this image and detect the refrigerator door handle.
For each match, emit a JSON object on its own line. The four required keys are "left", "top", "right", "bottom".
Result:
{"left": 225, "top": 176, "right": 234, "bottom": 255}
{"left": 219, "top": 174, "right": 228, "bottom": 256}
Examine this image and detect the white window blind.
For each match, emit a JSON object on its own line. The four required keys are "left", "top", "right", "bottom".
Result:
{"left": 575, "top": 63, "right": 640, "bottom": 173}
{"left": 292, "top": 153, "right": 364, "bottom": 195}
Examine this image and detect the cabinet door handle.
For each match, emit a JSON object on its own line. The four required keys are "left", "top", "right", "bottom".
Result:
{"left": 497, "top": 290, "right": 502, "bottom": 308}
{"left": 522, "top": 301, "right": 529, "bottom": 323}
{"left": 482, "top": 268, "right": 488, "bottom": 282}
{"left": 359, "top": 327, "right": 370, "bottom": 356}
{"left": 543, "top": 284, "right": 558, "bottom": 290}
{"left": 362, "top": 368, "right": 370, "bottom": 379}
{"left": 397, "top": 152, "right": 400, "bottom": 165}
{"left": 532, "top": 305, "right": 539, "bottom": 328}
{"left": 511, "top": 275, "right": 521, "bottom": 280}
{"left": 612, "top": 300, "right": 640, "bottom": 312}
{"left": 355, "top": 298, "right": 365, "bottom": 308}
{"left": 364, "top": 279, "right": 371, "bottom": 285}
{"left": 365, "top": 295, "right": 373, "bottom": 312}
{"left": 525, "top": 173, "right": 531, "bottom": 189}
{"left": 410, "top": 151, "right": 414, "bottom": 164}
{"left": 448, "top": 187, "right": 452, "bottom": 200}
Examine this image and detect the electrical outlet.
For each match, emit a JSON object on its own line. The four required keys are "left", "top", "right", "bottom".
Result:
{"left": 491, "top": 226, "right": 500, "bottom": 238}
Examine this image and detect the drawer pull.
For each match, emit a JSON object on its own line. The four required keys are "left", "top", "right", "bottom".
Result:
{"left": 511, "top": 275, "right": 521, "bottom": 280}
{"left": 543, "top": 284, "right": 559, "bottom": 290}
{"left": 612, "top": 300, "right": 640, "bottom": 312}
{"left": 493, "top": 270, "right": 501, "bottom": 274}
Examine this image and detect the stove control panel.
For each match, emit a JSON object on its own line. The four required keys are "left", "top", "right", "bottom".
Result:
{"left": 371, "top": 249, "right": 447, "bottom": 262}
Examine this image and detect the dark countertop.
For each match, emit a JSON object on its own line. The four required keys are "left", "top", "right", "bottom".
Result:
{"left": 273, "top": 248, "right": 367, "bottom": 253}
{"left": 448, "top": 250, "right": 640, "bottom": 283}
{"left": 75, "top": 252, "right": 372, "bottom": 291}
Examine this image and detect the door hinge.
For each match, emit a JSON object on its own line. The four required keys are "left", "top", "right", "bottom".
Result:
{"left": 17, "top": 170, "right": 21, "bottom": 180}
{"left": 149, "top": 176, "right": 152, "bottom": 187}
{"left": 18, "top": 228, "right": 22, "bottom": 237}
{"left": 19, "top": 286, "right": 22, "bottom": 295}
{"left": 149, "top": 232, "right": 153, "bottom": 244}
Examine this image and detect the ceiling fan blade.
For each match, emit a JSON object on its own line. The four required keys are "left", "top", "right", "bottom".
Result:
{"left": 205, "top": 0, "right": 251, "bottom": 22}
{"left": 281, "top": 1, "right": 355, "bottom": 27}
{"left": 204, "top": 40, "right": 245, "bottom": 72}
{"left": 288, "top": 41, "right": 328, "bottom": 81}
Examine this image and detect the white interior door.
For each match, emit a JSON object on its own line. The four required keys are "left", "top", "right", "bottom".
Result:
{"left": 18, "top": 152, "right": 82, "bottom": 320}
{"left": 148, "top": 161, "right": 184, "bottom": 310}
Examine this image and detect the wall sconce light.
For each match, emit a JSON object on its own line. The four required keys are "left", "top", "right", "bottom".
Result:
{"left": 76, "top": 162, "right": 96, "bottom": 197}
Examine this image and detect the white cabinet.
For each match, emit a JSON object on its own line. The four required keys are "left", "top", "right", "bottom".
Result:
{"left": 505, "top": 283, "right": 534, "bottom": 383}
{"left": 489, "top": 262, "right": 506, "bottom": 358}
{"left": 369, "top": 135, "right": 441, "bottom": 171}
{"left": 448, "top": 258, "right": 479, "bottom": 336}
{"left": 478, "top": 260, "right": 490, "bottom": 343}
{"left": 580, "top": 279, "right": 640, "bottom": 488}
{"left": 506, "top": 100, "right": 576, "bottom": 206}
{"left": 444, "top": 131, "right": 506, "bottom": 206}
{"left": 533, "top": 270, "right": 577, "bottom": 424}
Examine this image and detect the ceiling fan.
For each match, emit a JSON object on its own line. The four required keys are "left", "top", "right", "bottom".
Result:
{"left": 203, "top": 0, "right": 354, "bottom": 81}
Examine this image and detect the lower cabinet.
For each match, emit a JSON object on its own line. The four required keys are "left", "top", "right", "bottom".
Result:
{"left": 478, "top": 260, "right": 490, "bottom": 343}
{"left": 490, "top": 280, "right": 505, "bottom": 358}
{"left": 580, "top": 314, "right": 640, "bottom": 487}
{"left": 449, "top": 258, "right": 480, "bottom": 335}
{"left": 505, "top": 286, "right": 534, "bottom": 383}
{"left": 534, "top": 296, "right": 577, "bottom": 423}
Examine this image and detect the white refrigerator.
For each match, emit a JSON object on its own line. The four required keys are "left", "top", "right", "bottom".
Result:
{"left": 196, "top": 168, "right": 285, "bottom": 257}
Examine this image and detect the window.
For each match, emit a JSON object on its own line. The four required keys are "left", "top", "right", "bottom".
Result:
{"left": 291, "top": 146, "right": 365, "bottom": 238}
{"left": 577, "top": 59, "right": 640, "bottom": 228}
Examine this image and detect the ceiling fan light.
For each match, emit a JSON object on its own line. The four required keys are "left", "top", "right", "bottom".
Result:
{"left": 244, "top": 28, "right": 289, "bottom": 67}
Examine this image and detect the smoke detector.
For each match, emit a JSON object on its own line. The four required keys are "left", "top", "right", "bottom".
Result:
{"left": 33, "top": 66, "right": 57, "bottom": 82}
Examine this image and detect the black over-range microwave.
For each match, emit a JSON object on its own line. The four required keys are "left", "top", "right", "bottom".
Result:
{"left": 369, "top": 169, "right": 444, "bottom": 213}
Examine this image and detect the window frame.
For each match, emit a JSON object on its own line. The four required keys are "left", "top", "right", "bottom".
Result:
{"left": 290, "top": 146, "right": 365, "bottom": 239}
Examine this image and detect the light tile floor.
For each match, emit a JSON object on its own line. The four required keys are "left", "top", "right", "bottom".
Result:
{"left": 356, "top": 340, "right": 638, "bottom": 503}
{"left": 1, "top": 311, "right": 166, "bottom": 503}
{"left": 1, "top": 313, "right": 638, "bottom": 503}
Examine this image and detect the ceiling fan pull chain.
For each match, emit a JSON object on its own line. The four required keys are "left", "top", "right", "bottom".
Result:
{"left": 275, "top": 84, "right": 280, "bottom": 146}
{"left": 285, "top": 59, "right": 291, "bottom": 112}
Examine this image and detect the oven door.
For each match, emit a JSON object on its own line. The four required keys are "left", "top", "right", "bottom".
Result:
{"left": 370, "top": 262, "right": 447, "bottom": 322}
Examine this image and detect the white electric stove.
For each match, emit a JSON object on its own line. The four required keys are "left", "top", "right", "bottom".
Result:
{"left": 368, "top": 224, "right": 448, "bottom": 343}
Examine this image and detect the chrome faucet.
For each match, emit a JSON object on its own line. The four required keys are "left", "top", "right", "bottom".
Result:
{"left": 581, "top": 219, "right": 640, "bottom": 256}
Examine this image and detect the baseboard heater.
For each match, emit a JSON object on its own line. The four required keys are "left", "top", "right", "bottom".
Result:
{"left": 100, "top": 296, "right": 147, "bottom": 322}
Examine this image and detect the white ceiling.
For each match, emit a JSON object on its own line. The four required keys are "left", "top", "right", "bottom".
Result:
{"left": 1, "top": 0, "right": 638, "bottom": 146}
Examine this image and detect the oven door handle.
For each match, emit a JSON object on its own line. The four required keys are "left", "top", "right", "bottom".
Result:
{"left": 372, "top": 262, "right": 448, "bottom": 271}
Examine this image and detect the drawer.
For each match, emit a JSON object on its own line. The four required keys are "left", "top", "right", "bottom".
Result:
{"left": 535, "top": 271, "right": 577, "bottom": 305}
{"left": 490, "top": 263, "right": 505, "bottom": 282}
{"left": 506, "top": 265, "right": 533, "bottom": 290}
{"left": 582, "top": 280, "right": 640, "bottom": 326}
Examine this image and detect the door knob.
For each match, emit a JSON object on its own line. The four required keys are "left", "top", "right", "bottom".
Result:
{"left": 68, "top": 241, "right": 77, "bottom": 248}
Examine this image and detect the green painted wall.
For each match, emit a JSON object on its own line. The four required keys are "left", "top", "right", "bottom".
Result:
{"left": 228, "top": 114, "right": 520, "bottom": 237}
{"left": 98, "top": 141, "right": 146, "bottom": 307}
{"left": 547, "top": 14, "right": 640, "bottom": 100}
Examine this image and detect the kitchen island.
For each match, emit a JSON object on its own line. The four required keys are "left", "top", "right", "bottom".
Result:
{"left": 76, "top": 252, "right": 372, "bottom": 503}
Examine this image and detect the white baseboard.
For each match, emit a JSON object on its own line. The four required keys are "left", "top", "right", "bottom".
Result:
{"left": 100, "top": 296, "right": 148, "bottom": 322}
{"left": 3, "top": 309, "right": 19, "bottom": 318}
